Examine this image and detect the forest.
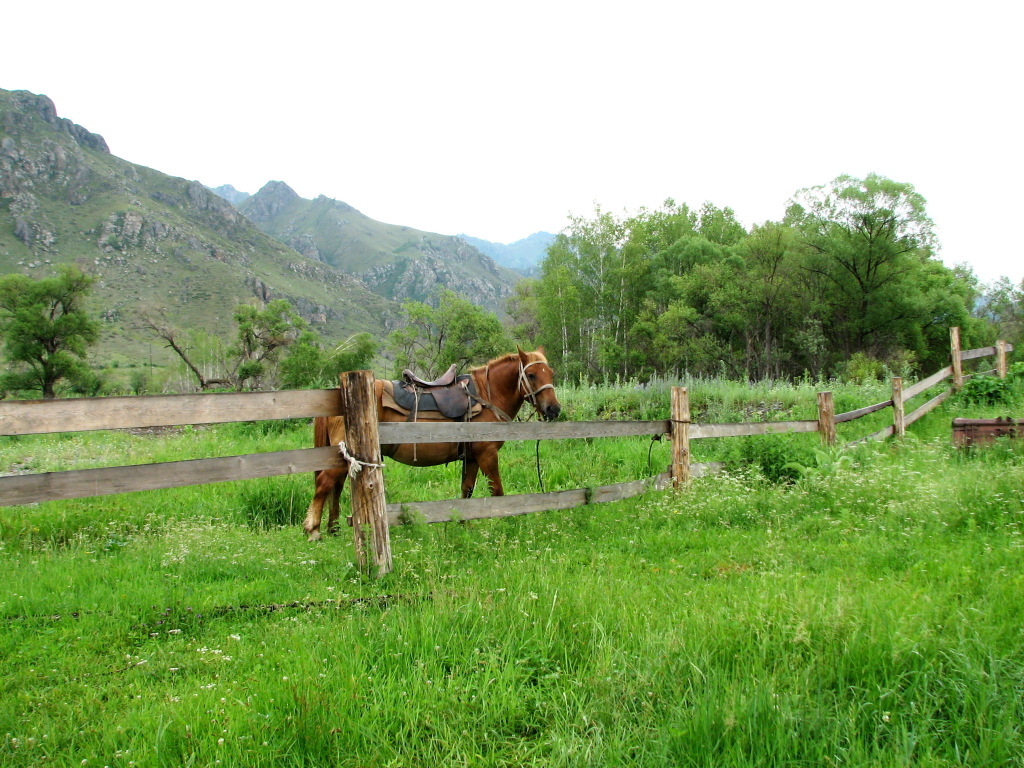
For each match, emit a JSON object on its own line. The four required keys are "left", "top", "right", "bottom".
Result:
{"left": 506, "top": 174, "right": 1022, "bottom": 384}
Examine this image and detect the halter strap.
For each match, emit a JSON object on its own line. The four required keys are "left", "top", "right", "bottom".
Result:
{"left": 471, "top": 358, "right": 552, "bottom": 423}
{"left": 518, "top": 359, "right": 555, "bottom": 410}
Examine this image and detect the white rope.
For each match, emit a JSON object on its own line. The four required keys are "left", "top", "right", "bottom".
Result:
{"left": 337, "top": 441, "right": 383, "bottom": 481}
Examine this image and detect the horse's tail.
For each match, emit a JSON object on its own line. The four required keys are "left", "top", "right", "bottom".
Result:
{"left": 313, "top": 416, "right": 332, "bottom": 449}
{"left": 313, "top": 416, "right": 346, "bottom": 481}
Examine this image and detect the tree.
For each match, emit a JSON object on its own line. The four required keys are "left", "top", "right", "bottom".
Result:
{"left": 137, "top": 308, "right": 232, "bottom": 390}
{"left": 0, "top": 266, "right": 100, "bottom": 398}
{"left": 786, "top": 174, "right": 946, "bottom": 365}
{"left": 732, "top": 222, "right": 803, "bottom": 378}
{"left": 279, "top": 332, "right": 378, "bottom": 389}
{"left": 504, "top": 279, "right": 542, "bottom": 347}
{"left": 387, "top": 290, "right": 510, "bottom": 376}
{"left": 978, "top": 277, "right": 1024, "bottom": 347}
{"left": 537, "top": 201, "right": 701, "bottom": 381}
{"left": 232, "top": 300, "right": 308, "bottom": 390}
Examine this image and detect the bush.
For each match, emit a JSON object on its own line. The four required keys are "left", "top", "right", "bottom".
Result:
{"left": 840, "top": 352, "right": 884, "bottom": 384}
{"left": 724, "top": 432, "right": 816, "bottom": 483}
{"left": 955, "top": 375, "right": 1013, "bottom": 406}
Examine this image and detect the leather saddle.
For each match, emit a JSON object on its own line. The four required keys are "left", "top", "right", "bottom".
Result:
{"left": 402, "top": 363, "right": 458, "bottom": 388}
{"left": 392, "top": 365, "right": 476, "bottom": 420}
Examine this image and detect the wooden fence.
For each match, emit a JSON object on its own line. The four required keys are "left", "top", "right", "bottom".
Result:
{"left": 0, "top": 328, "right": 1014, "bottom": 575}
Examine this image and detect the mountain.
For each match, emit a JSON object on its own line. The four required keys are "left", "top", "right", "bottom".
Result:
{"left": 458, "top": 231, "right": 554, "bottom": 277}
{"left": 238, "top": 182, "right": 522, "bottom": 314}
{"left": 0, "top": 88, "right": 397, "bottom": 367}
{"left": 209, "top": 184, "right": 250, "bottom": 206}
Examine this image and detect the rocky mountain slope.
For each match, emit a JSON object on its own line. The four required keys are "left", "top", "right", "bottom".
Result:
{"left": 237, "top": 181, "right": 522, "bottom": 314}
{"left": 0, "top": 88, "right": 397, "bottom": 366}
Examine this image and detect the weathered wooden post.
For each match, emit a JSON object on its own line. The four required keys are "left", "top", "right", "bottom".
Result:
{"left": 339, "top": 370, "right": 392, "bottom": 577}
{"left": 670, "top": 386, "right": 690, "bottom": 488}
{"left": 996, "top": 339, "right": 1008, "bottom": 379}
{"left": 892, "top": 376, "right": 905, "bottom": 439}
{"left": 817, "top": 391, "right": 836, "bottom": 447}
{"left": 950, "top": 326, "right": 963, "bottom": 389}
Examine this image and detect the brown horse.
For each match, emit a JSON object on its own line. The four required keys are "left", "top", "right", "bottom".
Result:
{"left": 303, "top": 348, "right": 561, "bottom": 540}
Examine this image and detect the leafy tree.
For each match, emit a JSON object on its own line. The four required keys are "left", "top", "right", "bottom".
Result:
{"left": 537, "top": 200, "right": 704, "bottom": 381}
{"left": 504, "top": 279, "right": 542, "bottom": 347}
{"left": 279, "top": 332, "right": 377, "bottom": 389}
{"left": 537, "top": 207, "right": 627, "bottom": 380}
{"left": 696, "top": 202, "right": 747, "bottom": 246}
{"left": 978, "top": 277, "right": 1024, "bottom": 347}
{"left": 732, "top": 222, "right": 804, "bottom": 378}
{"left": 232, "top": 299, "right": 308, "bottom": 390}
{"left": 786, "top": 174, "right": 942, "bottom": 363}
{"left": 387, "top": 290, "right": 509, "bottom": 376}
{"left": 0, "top": 266, "right": 100, "bottom": 398}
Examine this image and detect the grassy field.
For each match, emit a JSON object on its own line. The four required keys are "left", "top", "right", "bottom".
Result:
{"left": 2, "top": 376, "right": 1023, "bottom": 766}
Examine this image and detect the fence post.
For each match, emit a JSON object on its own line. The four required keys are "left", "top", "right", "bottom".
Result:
{"left": 996, "top": 339, "right": 1008, "bottom": 379}
{"left": 670, "top": 386, "right": 690, "bottom": 488}
{"left": 339, "top": 370, "right": 392, "bottom": 577}
{"left": 950, "top": 326, "right": 963, "bottom": 389}
{"left": 892, "top": 376, "right": 905, "bottom": 438}
{"left": 817, "top": 391, "right": 836, "bottom": 447}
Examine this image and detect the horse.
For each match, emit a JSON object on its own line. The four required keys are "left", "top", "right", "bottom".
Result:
{"left": 303, "top": 347, "right": 561, "bottom": 540}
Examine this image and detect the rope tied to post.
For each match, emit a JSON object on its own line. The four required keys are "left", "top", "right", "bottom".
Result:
{"left": 337, "top": 441, "right": 383, "bottom": 481}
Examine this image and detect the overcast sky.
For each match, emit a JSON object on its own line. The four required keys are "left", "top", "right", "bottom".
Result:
{"left": 4, "top": 1, "right": 1021, "bottom": 283}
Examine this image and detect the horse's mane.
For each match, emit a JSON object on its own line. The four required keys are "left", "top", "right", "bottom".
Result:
{"left": 470, "top": 349, "right": 546, "bottom": 373}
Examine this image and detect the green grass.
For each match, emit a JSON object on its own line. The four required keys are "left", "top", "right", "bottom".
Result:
{"left": 2, "top": 378, "right": 1023, "bottom": 766}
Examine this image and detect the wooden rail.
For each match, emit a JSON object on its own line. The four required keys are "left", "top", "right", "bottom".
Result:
{"left": 0, "top": 389, "right": 341, "bottom": 436}
{"left": 1, "top": 446, "right": 344, "bottom": 506}
{"left": 386, "top": 465, "right": 724, "bottom": 525}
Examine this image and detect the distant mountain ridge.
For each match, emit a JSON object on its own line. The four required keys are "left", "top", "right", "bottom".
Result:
{"left": 0, "top": 88, "right": 397, "bottom": 365}
{"left": 209, "top": 184, "right": 250, "bottom": 206}
{"left": 235, "top": 182, "right": 522, "bottom": 314}
{"left": 458, "top": 232, "right": 554, "bottom": 276}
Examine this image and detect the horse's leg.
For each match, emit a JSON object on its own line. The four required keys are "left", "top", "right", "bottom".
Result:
{"left": 304, "top": 466, "right": 347, "bottom": 541}
{"left": 325, "top": 470, "right": 346, "bottom": 534}
{"left": 461, "top": 451, "right": 480, "bottom": 498}
{"left": 476, "top": 443, "right": 505, "bottom": 496}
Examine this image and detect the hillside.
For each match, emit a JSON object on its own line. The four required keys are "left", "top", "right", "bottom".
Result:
{"left": 238, "top": 182, "right": 522, "bottom": 313}
{"left": 458, "top": 231, "right": 554, "bottom": 276}
{"left": 0, "top": 89, "right": 398, "bottom": 367}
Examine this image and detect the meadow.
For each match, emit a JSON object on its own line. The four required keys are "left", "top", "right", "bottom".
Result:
{"left": 2, "top": 375, "right": 1023, "bottom": 767}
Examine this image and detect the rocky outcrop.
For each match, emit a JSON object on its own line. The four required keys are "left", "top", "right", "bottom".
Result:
{"left": 240, "top": 181, "right": 300, "bottom": 221}
{"left": 1, "top": 91, "right": 108, "bottom": 153}
{"left": 286, "top": 233, "right": 322, "bottom": 262}
{"left": 363, "top": 252, "right": 515, "bottom": 311}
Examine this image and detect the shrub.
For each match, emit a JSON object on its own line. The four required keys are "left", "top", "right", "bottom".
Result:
{"left": 840, "top": 352, "right": 884, "bottom": 384}
{"left": 955, "top": 375, "right": 1012, "bottom": 406}
{"left": 725, "top": 432, "right": 816, "bottom": 483}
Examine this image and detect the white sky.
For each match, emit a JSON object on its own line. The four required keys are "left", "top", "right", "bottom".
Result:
{"left": 3, "top": 0, "right": 1021, "bottom": 283}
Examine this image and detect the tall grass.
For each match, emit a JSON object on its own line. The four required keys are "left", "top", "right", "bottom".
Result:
{"left": 2, "top": 375, "right": 1023, "bottom": 766}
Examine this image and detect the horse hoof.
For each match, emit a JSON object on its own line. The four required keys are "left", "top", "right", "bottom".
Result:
{"left": 307, "top": 530, "right": 321, "bottom": 542}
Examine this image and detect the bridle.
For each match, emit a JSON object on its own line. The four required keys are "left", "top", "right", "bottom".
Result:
{"left": 518, "top": 359, "right": 555, "bottom": 412}
{"left": 475, "top": 357, "right": 555, "bottom": 423}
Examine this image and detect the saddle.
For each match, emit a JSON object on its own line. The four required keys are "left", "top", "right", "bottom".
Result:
{"left": 402, "top": 363, "right": 458, "bottom": 388}
{"left": 391, "top": 365, "right": 477, "bottom": 420}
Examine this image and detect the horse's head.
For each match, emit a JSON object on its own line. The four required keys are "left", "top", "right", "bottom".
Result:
{"left": 518, "top": 347, "right": 561, "bottom": 421}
